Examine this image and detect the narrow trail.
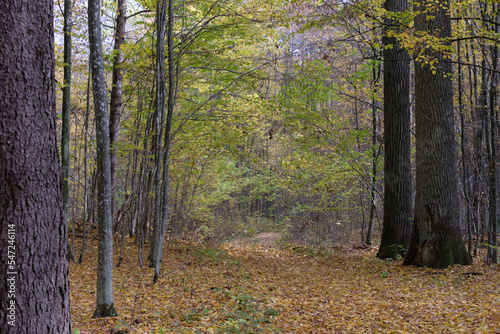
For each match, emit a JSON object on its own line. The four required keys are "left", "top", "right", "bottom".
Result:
{"left": 70, "top": 237, "right": 500, "bottom": 333}
{"left": 230, "top": 232, "right": 282, "bottom": 246}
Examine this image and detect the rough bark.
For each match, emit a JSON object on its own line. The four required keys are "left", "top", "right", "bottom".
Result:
{"left": 403, "top": 0, "right": 472, "bottom": 268}
{"left": 377, "top": 0, "right": 412, "bottom": 259}
{"left": 109, "top": 0, "right": 127, "bottom": 222}
{"left": 0, "top": 0, "right": 72, "bottom": 332}
{"left": 88, "top": 0, "right": 118, "bottom": 317}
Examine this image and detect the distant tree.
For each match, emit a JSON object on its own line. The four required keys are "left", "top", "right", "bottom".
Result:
{"left": 0, "top": 0, "right": 72, "bottom": 332}
{"left": 62, "top": 0, "right": 75, "bottom": 261}
{"left": 89, "top": 0, "right": 118, "bottom": 318}
{"left": 377, "top": 0, "right": 412, "bottom": 259}
{"left": 403, "top": 0, "right": 471, "bottom": 268}
{"left": 150, "top": 0, "right": 169, "bottom": 284}
{"left": 109, "top": 0, "right": 127, "bottom": 223}
{"left": 485, "top": 2, "right": 499, "bottom": 264}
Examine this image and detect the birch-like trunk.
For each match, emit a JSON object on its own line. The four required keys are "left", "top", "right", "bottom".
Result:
{"left": 88, "top": 0, "right": 118, "bottom": 318}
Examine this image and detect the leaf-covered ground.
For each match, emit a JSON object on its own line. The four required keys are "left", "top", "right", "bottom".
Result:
{"left": 70, "top": 236, "right": 500, "bottom": 333}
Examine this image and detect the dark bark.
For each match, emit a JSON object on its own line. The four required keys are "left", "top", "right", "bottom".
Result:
{"left": 403, "top": 0, "right": 472, "bottom": 268}
{"left": 377, "top": 0, "right": 412, "bottom": 259}
{"left": 0, "top": 0, "right": 71, "bottom": 332}
{"left": 62, "top": 0, "right": 74, "bottom": 261}
{"left": 88, "top": 0, "right": 118, "bottom": 317}
{"left": 109, "top": 0, "right": 127, "bottom": 222}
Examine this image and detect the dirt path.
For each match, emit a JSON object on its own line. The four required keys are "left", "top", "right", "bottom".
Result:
{"left": 230, "top": 232, "right": 281, "bottom": 246}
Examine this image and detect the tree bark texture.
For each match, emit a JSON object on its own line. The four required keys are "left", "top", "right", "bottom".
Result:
{"left": 378, "top": 0, "right": 412, "bottom": 259}
{"left": 88, "top": 0, "right": 118, "bottom": 317}
{"left": 109, "top": 0, "right": 127, "bottom": 222}
{"left": 0, "top": 0, "right": 72, "bottom": 332}
{"left": 403, "top": 0, "right": 471, "bottom": 268}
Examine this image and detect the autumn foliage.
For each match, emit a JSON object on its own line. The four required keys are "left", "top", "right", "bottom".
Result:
{"left": 71, "top": 235, "right": 500, "bottom": 333}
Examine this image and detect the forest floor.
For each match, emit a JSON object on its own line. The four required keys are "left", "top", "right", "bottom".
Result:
{"left": 70, "top": 234, "right": 500, "bottom": 333}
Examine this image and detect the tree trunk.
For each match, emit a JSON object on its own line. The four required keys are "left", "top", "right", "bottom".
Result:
{"left": 109, "top": 0, "right": 127, "bottom": 222}
{"left": 0, "top": 0, "right": 72, "bottom": 332}
{"left": 79, "top": 73, "right": 92, "bottom": 264}
{"left": 366, "top": 55, "right": 381, "bottom": 246}
{"left": 88, "top": 0, "right": 118, "bottom": 318}
{"left": 458, "top": 41, "right": 473, "bottom": 257}
{"left": 403, "top": 0, "right": 472, "bottom": 268}
{"left": 486, "top": 4, "right": 499, "bottom": 264}
{"left": 377, "top": 0, "right": 412, "bottom": 259}
{"left": 62, "top": 0, "right": 74, "bottom": 262}
{"left": 150, "top": 0, "right": 168, "bottom": 278}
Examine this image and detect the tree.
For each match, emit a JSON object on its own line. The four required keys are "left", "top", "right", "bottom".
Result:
{"left": 89, "top": 0, "right": 118, "bottom": 318}
{"left": 156, "top": 0, "right": 177, "bottom": 283}
{"left": 485, "top": 2, "right": 499, "bottom": 264}
{"left": 109, "top": 0, "right": 127, "bottom": 222}
{"left": 149, "top": 0, "right": 168, "bottom": 282}
{"left": 0, "top": 0, "right": 72, "bottom": 332}
{"left": 62, "top": 0, "right": 75, "bottom": 262}
{"left": 377, "top": 0, "right": 412, "bottom": 259}
{"left": 403, "top": 0, "right": 471, "bottom": 268}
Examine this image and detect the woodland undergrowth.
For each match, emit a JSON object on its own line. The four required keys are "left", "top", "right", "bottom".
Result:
{"left": 70, "top": 235, "right": 500, "bottom": 333}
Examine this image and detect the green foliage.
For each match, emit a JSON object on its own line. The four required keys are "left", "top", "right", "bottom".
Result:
{"left": 192, "top": 246, "right": 238, "bottom": 265}
{"left": 389, "top": 244, "right": 408, "bottom": 259}
{"left": 215, "top": 287, "right": 280, "bottom": 333}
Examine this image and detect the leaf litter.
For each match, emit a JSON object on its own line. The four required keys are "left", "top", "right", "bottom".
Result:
{"left": 70, "top": 236, "right": 500, "bottom": 333}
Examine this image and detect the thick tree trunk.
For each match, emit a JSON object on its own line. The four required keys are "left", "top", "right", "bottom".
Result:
{"left": 403, "top": 0, "right": 471, "bottom": 268}
{"left": 0, "top": 0, "right": 72, "bottom": 332}
{"left": 377, "top": 0, "right": 412, "bottom": 259}
{"left": 109, "top": 0, "right": 127, "bottom": 222}
{"left": 88, "top": 0, "right": 118, "bottom": 318}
